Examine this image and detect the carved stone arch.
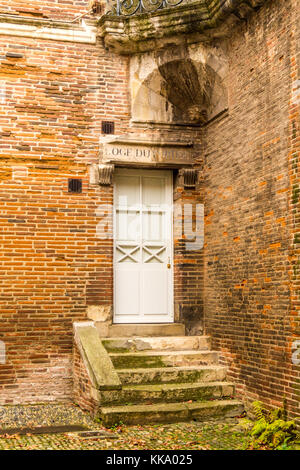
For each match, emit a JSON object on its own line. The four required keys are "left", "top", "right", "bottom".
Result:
{"left": 131, "top": 45, "right": 228, "bottom": 125}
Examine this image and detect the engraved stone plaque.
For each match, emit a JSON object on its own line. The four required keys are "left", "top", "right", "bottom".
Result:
{"left": 102, "top": 139, "right": 193, "bottom": 167}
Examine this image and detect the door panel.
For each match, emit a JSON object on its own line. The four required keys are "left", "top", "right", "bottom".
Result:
{"left": 114, "top": 168, "right": 173, "bottom": 324}
{"left": 115, "top": 270, "right": 140, "bottom": 316}
{"left": 115, "top": 175, "right": 140, "bottom": 206}
{"left": 141, "top": 270, "right": 169, "bottom": 316}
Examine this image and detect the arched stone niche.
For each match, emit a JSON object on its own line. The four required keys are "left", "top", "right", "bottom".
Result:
{"left": 130, "top": 43, "right": 228, "bottom": 125}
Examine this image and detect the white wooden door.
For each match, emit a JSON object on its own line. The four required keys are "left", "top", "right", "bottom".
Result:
{"left": 114, "top": 168, "right": 173, "bottom": 323}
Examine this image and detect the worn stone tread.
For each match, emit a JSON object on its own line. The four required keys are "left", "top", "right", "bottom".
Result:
{"left": 121, "top": 381, "right": 234, "bottom": 392}
{"left": 99, "top": 400, "right": 244, "bottom": 426}
{"left": 117, "top": 365, "right": 223, "bottom": 372}
{"left": 117, "top": 364, "right": 227, "bottom": 385}
{"left": 97, "top": 334, "right": 243, "bottom": 425}
{"left": 102, "top": 336, "right": 211, "bottom": 352}
{"left": 109, "top": 350, "right": 219, "bottom": 368}
{"left": 100, "top": 381, "right": 235, "bottom": 405}
{"left": 109, "top": 349, "right": 218, "bottom": 357}
{"left": 105, "top": 323, "right": 185, "bottom": 338}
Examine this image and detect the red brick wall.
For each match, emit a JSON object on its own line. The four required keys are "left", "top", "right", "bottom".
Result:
{"left": 73, "top": 343, "right": 98, "bottom": 415}
{"left": 287, "top": 0, "right": 300, "bottom": 419}
{"left": 0, "top": 23, "right": 204, "bottom": 403}
{"left": 204, "top": 0, "right": 299, "bottom": 419}
{"left": 0, "top": 34, "right": 129, "bottom": 403}
{"left": 0, "top": 0, "right": 298, "bottom": 417}
{"left": 173, "top": 167, "right": 204, "bottom": 334}
{"left": 0, "top": 0, "right": 94, "bottom": 20}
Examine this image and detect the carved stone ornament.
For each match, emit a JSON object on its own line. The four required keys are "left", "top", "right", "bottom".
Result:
{"left": 179, "top": 168, "right": 198, "bottom": 188}
{"left": 98, "top": 0, "right": 267, "bottom": 55}
{"left": 98, "top": 164, "right": 114, "bottom": 185}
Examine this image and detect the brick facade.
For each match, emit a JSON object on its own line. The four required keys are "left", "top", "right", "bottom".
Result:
{"left": 0, "top": 35, "right": 127, "bottom": 402}
{"left": 204, "top": 0, "right": 299, "bottom": 419}
{"left": 0, "top": 0, "right": 93, "bottom": 20}
{"left": 73, "top": 344, "right": 98, "bottom": 415}
{"left": 0, "top": 0, "right": 298, "bottom": 419}
{"left": 0, "top": 18, "right": 203, "bottom": 403}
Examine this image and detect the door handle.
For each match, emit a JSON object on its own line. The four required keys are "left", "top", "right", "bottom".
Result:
{"left": 167, "top": 257, "right": 171, "bottom": 269}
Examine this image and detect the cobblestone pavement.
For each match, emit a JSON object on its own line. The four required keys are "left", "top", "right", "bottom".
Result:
{"left": 0, "top": 423, "right": 248, "bottom": 450}
{"left": 0, "top": 404, "right": 251, "bottom": 450}
{"left": 0, "top": 403, "right": 96, "bottom": 430}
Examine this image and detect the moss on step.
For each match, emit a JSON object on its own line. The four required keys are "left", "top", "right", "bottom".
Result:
{"left": 110, "top": 351, "right": 218, "bottom": 369}
{"left": 99, "top": 382, "right": 235, "bottom": 406}
{"left": 110, "top": 354, "right": 166, "bottom": 369}
{"left": 98, "top": 400, "right": 244, "bottom": 426}
{"left": 118, "top": 365, "right": 226, "bottom": 385}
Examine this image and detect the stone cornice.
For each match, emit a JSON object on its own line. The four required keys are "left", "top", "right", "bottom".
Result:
{"left": 101, "top": 136, "right": 194, "bottom": 147}
{"left": 98, "top": 0, "right": 266, "bottom": 53}
{"left": 0, "top": 15, "right": 97, "bottom": 44}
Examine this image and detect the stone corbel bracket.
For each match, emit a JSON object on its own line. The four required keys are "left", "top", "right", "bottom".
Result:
{"left": 98, "top": 0, "right": 267, "bottom": 54}
{"left": 179, "top": 168, "right": 198, "bottom": 188}
{"left": 89, "top": 163, "right": 114, "bottom": 186}
{"left": 98, "top": 164, "right": 115, "bottom": 185}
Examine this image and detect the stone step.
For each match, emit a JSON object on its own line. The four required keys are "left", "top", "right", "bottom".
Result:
{"left": 117, "top": 365, "right": 227, "bottom": 385}
{"left": 99, "top": 400, "right": 244, "bottom": 426}
{"left": 109, "top": 350, "right": 219, "bottom": 369}
{"left": 101, "top": 323, "right": 185, "bottom": 338}
{"left": 100, "top": 381, "right": 235, "bottom": 405}
{"left": 102, "top": 336, "right": 211, "bottom": 352}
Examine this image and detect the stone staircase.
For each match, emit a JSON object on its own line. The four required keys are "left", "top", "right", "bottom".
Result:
{"left": 97, "top": 335, "right": 244, "bottom": 426}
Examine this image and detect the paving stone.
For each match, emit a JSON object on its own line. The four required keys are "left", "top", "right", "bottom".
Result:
{"left": 0, "top": 406, "right": 250, "bottom": 450}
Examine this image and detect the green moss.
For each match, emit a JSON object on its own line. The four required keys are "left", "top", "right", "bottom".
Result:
{"left": 105, "top": 346, "right": 131, "bottom": 354}
{"left": 111, "top": 354, "right": 166, "bottom": 369}
{"left": 244, "top": 401, "right": 299, "bottom": 450}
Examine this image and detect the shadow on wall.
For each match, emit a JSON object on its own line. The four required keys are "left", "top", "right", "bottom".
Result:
{"left": 131, "top": 45, "right": 228, "bottom": 125}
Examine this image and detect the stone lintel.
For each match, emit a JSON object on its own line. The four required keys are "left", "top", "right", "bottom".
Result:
{"left": 89, "top": 137, "right": 196, "bottom": 185}
{"left": 101, "top": 138, "right": 194, "bottom": 168}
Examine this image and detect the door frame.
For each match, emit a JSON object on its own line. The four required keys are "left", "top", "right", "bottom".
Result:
{"left": 113, "top": 167, "right": 174, "bottom": 324}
